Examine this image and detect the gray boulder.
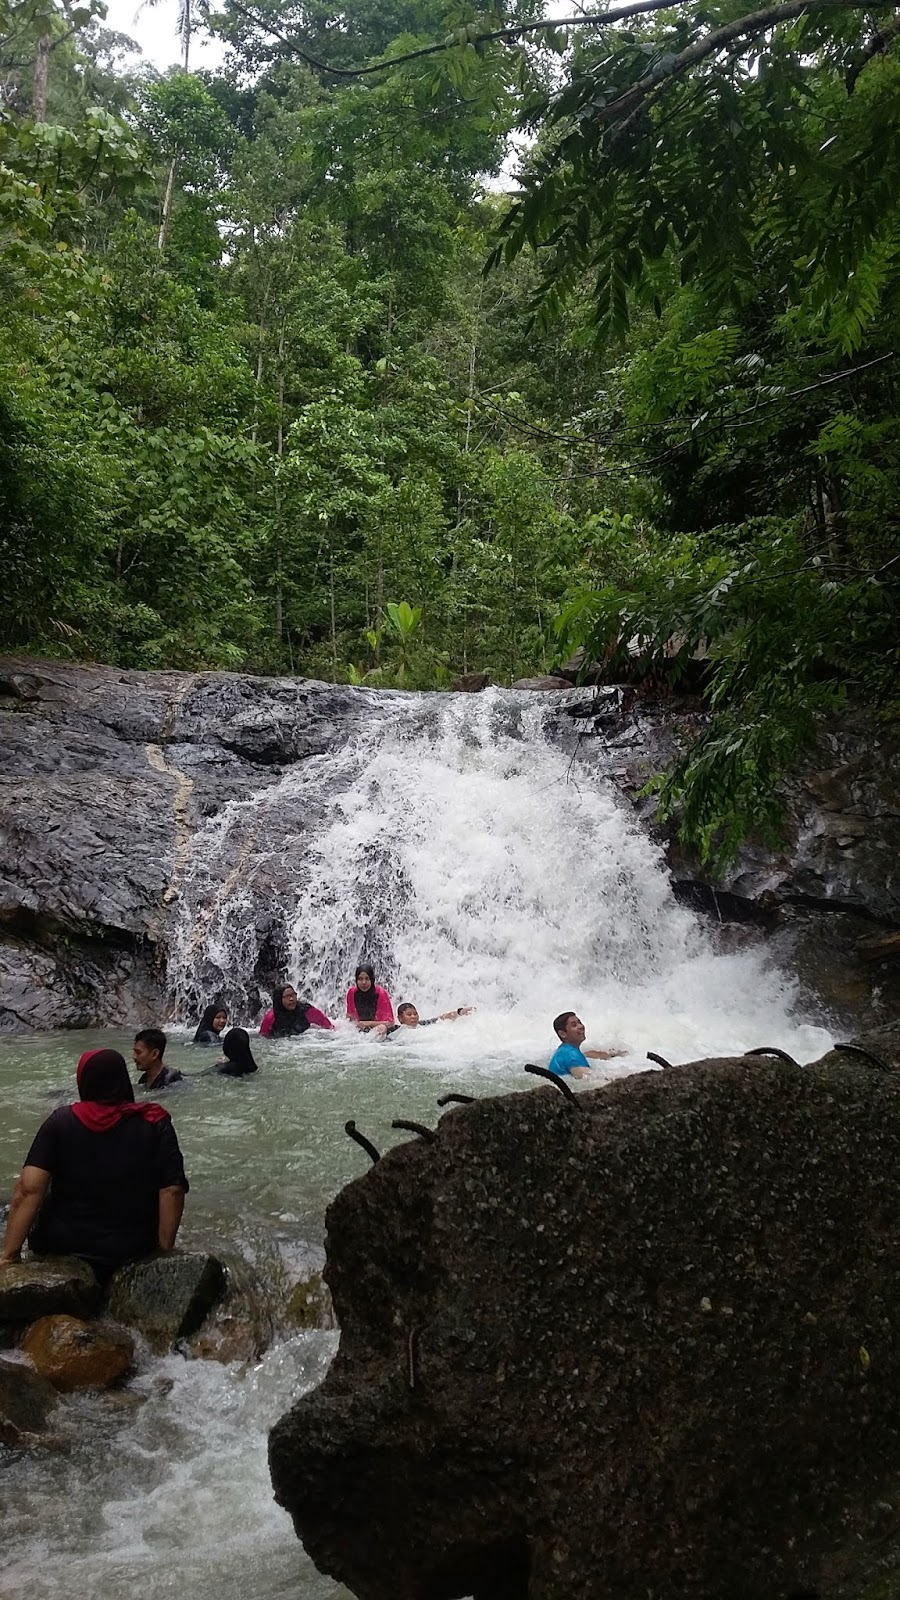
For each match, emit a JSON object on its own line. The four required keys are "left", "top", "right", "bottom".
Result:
{"left": 0, "top": 1256, "right": 99, "bottom": 1325}
{"left": 0, "top": 1356, "right": 60, "bottom": 1448}
{"left": 108, "top": 1253, "right": 226, "bottom": 1353}
{"left": 270, "top": 1046, "right": 900, "bottom": 1600}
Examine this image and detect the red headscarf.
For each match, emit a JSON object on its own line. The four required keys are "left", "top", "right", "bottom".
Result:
{"left": 71, "top": 1049, "right": 170, "bottom": 1133}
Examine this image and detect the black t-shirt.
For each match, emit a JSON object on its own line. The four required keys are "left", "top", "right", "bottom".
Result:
{"left": 26, "top": 1107, "right": 189, "bottom": 1272}
{"left": 138, "top": 1065, "right": 184, "bottom": 1088}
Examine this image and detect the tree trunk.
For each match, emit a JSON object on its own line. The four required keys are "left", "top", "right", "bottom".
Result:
{"left": 33, "top": 32, "right": 50, "bottom": 121}
{"left": 157, "top": 157, "right": 177, "bottom": 252}
{"left": 274, "top": 320, "right": 285, "bottom": 644}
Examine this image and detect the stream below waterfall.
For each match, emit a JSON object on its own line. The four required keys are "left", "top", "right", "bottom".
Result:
{"left": 0, "top": 690, "right": 834, "bottom": 1598}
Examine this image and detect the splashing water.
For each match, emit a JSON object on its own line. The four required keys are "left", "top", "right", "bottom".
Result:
{"left": 169, "top": 690, "right": 830, "bottom": 1067}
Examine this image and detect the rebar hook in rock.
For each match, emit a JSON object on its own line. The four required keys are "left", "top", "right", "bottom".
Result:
{"left": 744, "top": 1046, "right": 801, "bottom": 1067}
{"left": 391, "top": 1119, "right": 437, "bottom": 1143}
{"left": 833, "top": 1042, "right": 891, "bottom": 1072}
{"left": 436, "top": 1092, "right": 476, "bottom": 1107}
{"left": 344, "top": 1120, "right": 381, "bottom": 1164}
{"left": 524, "top": 1063, "right": 578, "bottom": 1103}
{"left": 647, "top": 1051, "right": 673, "bottom": 1070}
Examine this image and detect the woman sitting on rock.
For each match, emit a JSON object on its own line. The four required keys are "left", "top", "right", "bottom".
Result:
{"left": 209, "top": 1027, "right": 259, "bottom": 1077}
{"left": 0, "top": 1049, "right": 188, "bottom": 1279}
{"left": 193, "top": 1001, "right": 228, "bottom": 1045}
{"left": 347, "top": 964, "right": 394, "bottom": 1030}
{"left": 259, "top": 984, "right": 334, "bottom": 1038}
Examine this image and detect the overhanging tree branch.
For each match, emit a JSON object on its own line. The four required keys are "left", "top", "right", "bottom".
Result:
{"left": 846, "top": 11, "right": 900, "bottom": 91}
{"left": 594, "top": 0, "right": 888, "bottom": 125}
{"left": 223, "top": 0, "right": 695, "bottom": 80}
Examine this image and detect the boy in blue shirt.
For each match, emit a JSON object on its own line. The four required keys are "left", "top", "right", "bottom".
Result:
{"left": 548, "top": 1012, "right": 622, "bottom": 1079}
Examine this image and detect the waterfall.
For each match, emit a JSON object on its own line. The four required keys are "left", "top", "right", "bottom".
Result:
{"left": 168, "top": 690, "right": 830, "bottom": 1066}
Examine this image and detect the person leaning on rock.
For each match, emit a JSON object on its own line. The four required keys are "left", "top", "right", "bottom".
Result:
{"left": 1, "top": 1048, "right": 189, "bottom": 1280}
{"left": 133, "top": 1027, "right": 183, "bottom": 1090}
{"left": 548, "top": 1011, "right": 623, "bottom": 1080}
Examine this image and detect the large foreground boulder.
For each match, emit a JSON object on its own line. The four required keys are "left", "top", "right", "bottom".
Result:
{"left": 269, "top": 1050, "right": 900, "bottom": 1600}
{"left": 108, "top": 1252, "right": 226, "bottom": 1353}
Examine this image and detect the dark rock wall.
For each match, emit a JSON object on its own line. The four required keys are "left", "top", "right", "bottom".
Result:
{"left": 0, "top": 658, "right": 373, "bottom": 1029}
{"left": 270, "top": 1039, "right": 900, "bottom": 1600}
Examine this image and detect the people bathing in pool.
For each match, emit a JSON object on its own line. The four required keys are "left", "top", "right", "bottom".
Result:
{"left": 193, "top": 1002, "right": 227, "bottom": 1045}
{"left": 208, "top": 1027, "right": 260, "bottom": 1077}
{"left": 547, "top": 1011, "right": 624, "bottom": 1079}
{"left": 347, "top": 965, "right": 394, "bottom": 1030}
{"left": 382, "top": 1001, "right": 474, "bottom": 1036}
{"left": 133, "top": 1028, "right": 183, "bottom": 1090}
{"left": 259, "top": 984, "right": 334, "bottom": 1037}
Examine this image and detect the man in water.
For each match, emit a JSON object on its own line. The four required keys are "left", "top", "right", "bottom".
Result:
{"left": 548, "top": 1012, "right": 622, "bottom": 1079}
{"left": 133, "top": 1028, "right": 183, "bottom": 1090}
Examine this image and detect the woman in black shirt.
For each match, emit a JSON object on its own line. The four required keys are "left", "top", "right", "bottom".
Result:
{"left": 0, "top": 1049, "right": 189, "bottom": 1278}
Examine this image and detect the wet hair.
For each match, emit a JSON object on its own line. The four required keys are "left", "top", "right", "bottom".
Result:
{"left": 134, "top": 1027, "right": 166, "bottom": 1059}
{"left": 222, "top": 1028, "right": 259, "bottom": 1075}
{"left": 353, "top": 965, "right": 378, "bottom": 1022}
{"left": 397, "top": 1003, "right": 416, "bottom": 1020}
{"left": 77, "top": 1049, "right": 135, "bottom": 1104}
{"left": 553, "top": 1011, "right": 578, "bottom": 1039}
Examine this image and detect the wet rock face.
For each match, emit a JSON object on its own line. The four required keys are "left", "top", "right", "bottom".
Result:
{"left": 269, "top": 1050, "right": 900, "bottom": 1600}
{"left": 108, "top": 1252, "right": 226, "bottom": 1353}
{"left": 0, "top": 1256, "right": 99, "bottom": 1327}
{"left": 21, "top": 1314, "right": 134, "bottom": 1392}
{"left": 571, "top": 693, "right": 900, "bottom": 1028}
{"left": 0, "top": 657, "right": 384, "bottom": 1030}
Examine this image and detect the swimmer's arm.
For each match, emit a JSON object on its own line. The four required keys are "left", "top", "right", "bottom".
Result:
{"left": 437, "top": 1006, "right": 474, "bottom": 1021}
{"left": 569, "top": 1066, "right": 591, "bottom": 1080}
{"left": 584, "top": 1048, "right": 624, "bottom": 1060}
{"left": 1, "top": 1165, "right": 51, "bottom": 1261}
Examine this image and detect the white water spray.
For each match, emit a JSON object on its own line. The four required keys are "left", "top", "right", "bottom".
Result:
{"left": 169, "top": 691, "right": 830, "bottom": 1067}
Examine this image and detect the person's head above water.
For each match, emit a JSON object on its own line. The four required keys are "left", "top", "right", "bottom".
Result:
{"left": 553, "top": 1011, "right": 586, "bottom": 1046}
{"left": 355, "top": 966, "right": 375, "bottom": 992}
{"left": 77, "top": 1048, "right": 135, "bottom": 1105}
{"left": 397, "top": 1003, "right": 420, "bottom": 1027}
{"left": 222, "top": 1028, "right": 258, "bottom": 1074}
{"left": 275, "top": 984, "right": 299, "bottom": 1011}
{"left": 271, "top": 983, "right": 312, "bottom": 1036}
{"left": 194, "top": 1002, "right": 227, "bottom": 1042}
{"left": 133, "top": 1028, "right": 166, "bottom": 1074}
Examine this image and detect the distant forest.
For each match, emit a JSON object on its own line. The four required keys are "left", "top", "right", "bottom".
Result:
{"left": 3, "top": 0, "right": 899, "bottom": 856}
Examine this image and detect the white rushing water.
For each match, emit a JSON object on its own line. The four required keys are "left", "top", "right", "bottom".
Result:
{"left": 169, "top": 689, "right": 830, "bottom": 1067}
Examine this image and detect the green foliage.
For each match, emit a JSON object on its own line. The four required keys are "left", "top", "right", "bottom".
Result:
{"left": 3, "top": 0, "right": 900, "bottom": 871}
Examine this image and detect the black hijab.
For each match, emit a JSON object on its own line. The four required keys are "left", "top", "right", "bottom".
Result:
{"left": 271, "top": 985, "right": 311, "bottom": 1038}
{"left": 353, "top": 965, "right": 378, "bottom": 1022}
{"left": 193, "top": 1002, "right": 226, "bottom": 1044}
{"left": 221, "top": 1028, "right": 258, "bottom": 1076}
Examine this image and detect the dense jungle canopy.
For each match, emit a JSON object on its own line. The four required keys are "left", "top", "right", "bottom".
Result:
{"left": 1, "top": 0, "right": 899, "bottom": 858}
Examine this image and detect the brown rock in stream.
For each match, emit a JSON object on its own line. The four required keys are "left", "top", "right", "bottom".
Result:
{"left": 22, "top": 1315, "right": 134, "bottom": 1392}
{"left": 269, "top": 1048, "right": 900, "bottom": 1600}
